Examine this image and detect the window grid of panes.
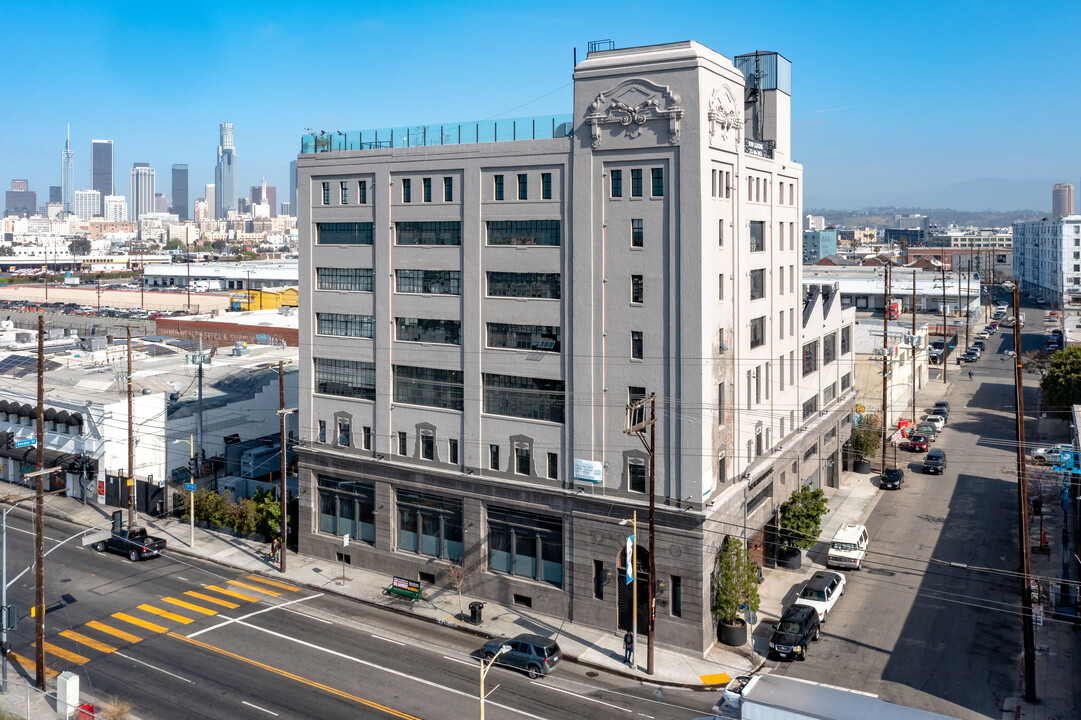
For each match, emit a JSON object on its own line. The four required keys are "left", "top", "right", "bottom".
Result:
{"left": 541, "top": 172, "right": 552, "bottom": 199}
{"left": 396, "top": 221, "right": 462, "bottom": 246}
{"left": 397, "top": 490, "right": 462, "bottom": 562}
{"left": 517, "top": 174, "right": 527, "bottom": 199}
{"left": 750, "top": 317, "right": 765, "bottom": 348}
{"left": 749, "top": 269, "right": 765, "bottom": 300}
{"left": 317, "top": 476, "right": 375, "bottom": 544}
{"left": 316, "top": 222, "right": 374, "bottom": 245}
{"left": 358, "top": 180, "right": 367, "bottom": 204}
{"left": 488, "top": 505, "right": 563, "bottom": 587}
{"left": 396, "top": 270, "right": 461, "bottom": 295}
{"left": 486, "top": 323, "right": 560, "bottom": 352}
{"left": 485, "top": 220, "right": 561, "bottom": 246}
{"left": 494, "top": 175, "right": 504, "bottom": 200}
{"left": 651, "top": 168, "right": 664, "bottom": 197}
{"left": 486, "top": 272, "right": 560, "bottom": 299}
{"left": 423, "top": 177, "right": 432, "bottom": 202}
{"left": 393, "top": 365, "right": 464, "bottom": 410}
{"left": 316, "top": 313, "right": 374, "bottom": 338}
{"left": 840, "top": 325, "right": 852, "bottom": 354}
{"left": 802, "top": 394, "right": 819, "bottom": 420}
{"left": 314, "top": 358, "right": 376, "bottom": 400}
{"left": 395, "top": 317, "right": 462, "bottom": 345}
{"left": 611, "top": 170, "right": 623, "bottom": 197}
{"left": 483, "top": 373, "right": 565, "bottom": 423}
{"left": 749, "top": 221, "right": 765, "bottom": 252}
{"left": 631, "top": 169, "right": 643, "bottom": 197}
{"left": 631, "top": 219, "right": 643, "bottom": 247}
{"left": 823, "top": 332, "right": 837, "bottom": 365}
{"left": 802, "top": 341, "right": 819, "bottom": 376}
{"left": 316, "top": 268, "right": 374, "bottom": 292}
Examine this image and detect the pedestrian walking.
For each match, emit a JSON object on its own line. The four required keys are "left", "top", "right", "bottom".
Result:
{"left": 269, "top": 537, "right": 281, "bottom": 563}
{"left": 623, "top": 630, "right": 634, "bottom": 664}
{"left": 968, "top": 370, "right": 974, "bottom": 381}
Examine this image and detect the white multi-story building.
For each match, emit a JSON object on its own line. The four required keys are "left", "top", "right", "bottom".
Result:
{"left": 1013, "top": 215, "right": 1081, "bottom": 306}
{"left": 130, "top": 163, "right": 156, "bottom": 222}
{"left": 104, "top": 195, "right": 128, "bottom": 222}
{"left": 295, "top": 41, "right": 855, "bottom": 653}
{"left": 73, "top": 189, "right": 101, "bottom": 220}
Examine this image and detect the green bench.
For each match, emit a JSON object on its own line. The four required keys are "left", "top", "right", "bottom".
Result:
{"left": 384, "top": 576, "right": 422, "bottom": 602}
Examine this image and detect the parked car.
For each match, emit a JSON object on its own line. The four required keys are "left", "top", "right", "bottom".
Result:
{"left": 967, "top": 346, "right": 982, "bottom": 359}
{"left": 481, "top": 634, "right": 562, "bottom": 679}
{"left": 972, "top": 341, "right": 986, "bottom": 351}
{"left": 1031, "top": 444, "right": 1074, "bottom": 465}
{"left": 768, "top": 605, "right": 820, "bottom": 661}
{"left": 934, "top": 400, "right": 951, "bottom": 414}
{"left": 923, "top": 448, "right": 947, "bottom": 475}
{"left": 922, "top": 414, "right": 945, "bottom": 432}
{"left": 976, "top": 331, "right": 990, "bottom": 340}
{"left": 915, "top": 424, "right": 938, "bottom": 441}
{"left": 793, "top": 571, "right": 847, "bottom": 621}
{"left": 907, "top": 435, "right": 930, "bottom": 452}
{"left": 929, "top": 407, "right": 949, "bottom": 424}
{"left": 880, "top": 467, "right": 905, "bottom": 490}
{"left": 960, "top": 350, "right": 979, "bottom": 363}
{"left": 1036, "top": 297, "right": 1047, "bottom": 305}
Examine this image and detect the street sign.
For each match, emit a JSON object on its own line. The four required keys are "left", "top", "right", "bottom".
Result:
{"left": 184, "top": 482, "right": 196, "bottom": 491}
{"left": 14, "top": 438, "right": 35, "bottom": 448}
{"left": 626, "top": 534, "right": 635, "bottom": 583}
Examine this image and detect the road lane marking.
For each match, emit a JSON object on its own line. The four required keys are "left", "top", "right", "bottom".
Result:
{"left": 169, "top": 633, "right": 421, "bottom": 720}
{"left": 206, "top": 584, "right": 259, "bottom": 602}
{"left": 112, "top": 612, "right": 168, "bottom": 634}
{"left": 59, "top": 630, "right": 117, "bottom": 654}
{"left": 245, "top": 575, "right": 299, "bottom": 592}
{"left": 187, "top": 593, "right": 324, "bottom": 639}
{"left": 35, "top": 642, "right": 89, "bottom": 665}
{"left": 86, "top": 620, "right": 143, "bottom": 644}
{"left": 280, "top": 607, "right": 332, "bottom": 624}
{"left": 371, "top": 634, "right": 405, "bottom": 646}
{"left": 162, "top": 597, "right": 217, "bottom": 615}
{"left": 242, "top": 701, "right": 279, "bottom": 716}
{"left": 113, "top": 651, "right": 192, "bottom": 683}
{"left": 137, "top": 604, "right": 194, "bottom": 624}
{"left": 227, "top": 620, "right": 549, "bottom": 719}
{"left": 531, "top": 681, "right": 631, "bottom": 712}
{"left": 185, "top": 591, "right": 239, "bottom": 609}
{"left": 443, "top": 655, "right": 475, "bottom": 667}
{"left": 227, "top": 580, "right": 281, "bottom": 596}
{"left": 8, "top": 652, "right": 57, "bottom": 679}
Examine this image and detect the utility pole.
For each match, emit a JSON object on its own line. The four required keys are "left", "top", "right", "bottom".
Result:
{"left": 881, "top": 262, "right": 891, "bottom": 473}
{"left": 911, "top": 270, "right": 918, "bottom": 427}
{"left": 276, "top": 361, "right": 296, "bottom": 573}
{"left": 941, "top": 261, "right": 948, "bottom": 384}
{"left": 623, "top": 393, "right": 656, "bottom": 675}
{"left": 1012, "top": 282, "right": 1038, "bottom": 701}
{"left": 197, "top": 334, "right": 204, "bottom": 465}
{"left": 127, "top": 327, "right": 134, "bottom": 527}
{"left": 34, "top": 315, "right": 45, "bottom": 690}
{"left": 965, "top": 254, "right": 973, "bottom": 350}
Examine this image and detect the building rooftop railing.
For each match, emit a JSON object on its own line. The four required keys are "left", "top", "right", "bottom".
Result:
{"left": 300, "top": 114, "right": 574, "bottom": 154}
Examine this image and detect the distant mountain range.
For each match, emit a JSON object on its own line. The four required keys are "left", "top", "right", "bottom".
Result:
{"left": 805, "top": 206, "right": 1046, "bottom": 230}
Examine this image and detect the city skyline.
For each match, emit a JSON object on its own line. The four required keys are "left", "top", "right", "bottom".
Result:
{"left": 0, "top": 2, "right": 1078, "bottom": 213}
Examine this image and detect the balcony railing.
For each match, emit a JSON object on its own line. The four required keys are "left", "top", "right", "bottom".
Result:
{"left": 301, "top": 114, "right": 574, "bottom": 154}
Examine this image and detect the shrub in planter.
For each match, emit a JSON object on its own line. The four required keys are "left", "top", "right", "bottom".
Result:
{"left": 713, "top": 538, "right": 760, "bottom": 646}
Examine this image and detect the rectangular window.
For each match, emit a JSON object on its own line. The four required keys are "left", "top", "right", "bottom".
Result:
{"left": 314, "top": 358, "right": 375, "bottom": 400}
{"left": 611, "top": 169, "right": 622, "bottom": 198}
{"left": 316, "top": 222, "right": 373, "bottom": 245}
{"left": 631, "top": 275, "right": 644, "bottom": 304}
{"left": 840, "top": 325, "right": 852, "bottom": 354}
{"left": 628, "top": 460, "right": 646, "bottom": 493}
{"left": 790, "top": 351, "right": 796, "bottom": 385}
{"left": 671, "top": 576, "right": 682, "bottom": 617}
{"left": 631, "top": 169, "right": 643, "bottom": 197}
{"left": 322, "top": 182, "right": 330, "bottom": 205}
{"left": 629, "top": 386, "right": 647, "bottom": 427}
{"left": 541, "top": 172, "right": 552, "bottom": 200}
{"left": 631, "top": 219, "right": 644, "bottom": 248}
{"left": 402, "top": 178, "right": 411, "bottom": 203}
{"left": 443, "top": 177, "right": 453, "bottom": 202}
{"left": 631, "top": 330, "right": 643, "bottom": 359}
{"left": 750, "top": 316, "right": 765, "bottom": 348}
{"left": 841, "top": 372, "right": 852, "bottom": 391}
{"left": 397, "top": 431, "right": 408, "bottom": 455}
{"left": 790, "top": 308, "right": 795, "bottom": 337}
{"left": 397, "top": 489, "right": 462, "bottom": 561}
{"left": 725, "top": 171, "right": 731, "bottom": 198}
{"left": 396, "top": 221, "right": 462, "bottom": 245}
{"left": 718, "top": 220, "right": 724, "bottom": 247}
{"left": 790, "top": 265, "right": 795, "bottom": 293}
{"left": 423, "top": 177, "right": 432, "bottom": 202}
{"left": 802, "top": 395, "right": 819, "bottom": 420}
{"left": 779, "top": 311, "right": 785, "bottom": 339}
{"left": 750, "top": 221, "right": 765, "bottom": 252}
{"left": 316, "top": 312, "right": 374, "bottom": 338}
{"left": 750, "top": 269, "right": 765, "bottom": 300}
{"left": 488, "top": 506, "right": 563, "bottom": 587}
{"left": 779, "top": 355, "right": 786, "bottom": 391}
{"left": 547, "top": 452, "right": 558, "bottom": 480}
{"left": 396, "top": 270, "right": 461, "bottom": 295}
{"left": 486, "top": 272, "right": 561, "bottom": 299}
{"left": 421, "top": 432, "right": 435, "bottom": 460}
{"left": 483, "top": 373, "right": 566, "bottom": 423}
{"left": 393, "top": 365, "right": 464, "bottom": 410}
{"left": 517, "top": 173, "right": 527, "bottom": 200}
{"left": 803, "top": 340, "right": 819, "bottom": 376}
{"left": 486, "top": 220, "right": 560, "bottom": 246}
{"left": 448, "top": 438, "right": 459, "bottom": 465}
{"left": 755, "top": 366, "right": 761, "bottom": 404}
{"left": 358, "top": 180, "right": 367, "bottom": 204}
{"left": 395, "top": 317, "right": 461, "bottom": 345}
{"left": 718, "top": 274, "right": 724, "bottom": 300}
{"left": 494, "top": 174, "right": 504, "bottom": 200}
{"left": 823, "top": 382, "right": 837, "bottom": 406}
{"left": 779, "top": 223, "right": 784, "bottom": 250}
{"left": 594, "top": 560, "right": 604, "bottom": 599}
{"left": 515, "top": 446, "right": 531, "bottom": 475}
{"left": 317, "top": 475, "right": 375, "bottom": 544}
{"left": 340, "top": 181, "right": 348, "bottom": 204}
{"left": 486, "top": 323, "right": 560, "bottom": 352}
{"left": 651, "top": 168, "right": 664, "bottom": 197}
{"left": 823, "top": 332, "right": 837, "bottom": 365}
{"left": 778, "top": 266, "right": 784, "bottom": 295}
{"left": 718, "top": 384, "right": 725, "bottom": 425}
{"left": 318, "top": 420, "right": 326, "bottom": 443}
{"left": 489, "top": 444, "right": 499, "bottom": 470}
{"left": 362, "top": 426, "right": 372, "bottom": 450}
{"left": 316, "top": 267, "right": 374, "bottom": 291}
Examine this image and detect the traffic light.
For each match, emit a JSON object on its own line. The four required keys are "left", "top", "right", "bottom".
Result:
{"left": 68, "top": 454, "right": 82, "bottom": 474}
{"left": 188, "top": 456, "right": 199, "bottom": 478}
{"left": 5, "top": 435, "right": 12, "bottom": 450}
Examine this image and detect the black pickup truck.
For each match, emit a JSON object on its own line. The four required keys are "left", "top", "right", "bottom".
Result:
{"left": 93, "top": 527, "right": 167, "bottom": 562}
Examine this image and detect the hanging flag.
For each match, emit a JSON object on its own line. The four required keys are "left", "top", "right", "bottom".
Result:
{"left": 626, "top": 534, "right": 635, "bottom": 583}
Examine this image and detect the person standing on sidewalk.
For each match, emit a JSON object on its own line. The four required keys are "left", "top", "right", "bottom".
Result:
{"left": 269, "top": 537, "right": 281, "bottom": 563}
{"left": 623, "top": 630, "right": 634, "bottom": 664}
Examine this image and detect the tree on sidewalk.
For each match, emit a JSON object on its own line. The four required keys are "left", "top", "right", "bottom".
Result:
{"left": 445, "top": 556, "right": 483, "bottom": 618}
{"left": 1040, "top": 347, "right": 1081, "bottom": 411}
{"left": 777, "top": 485, "right": 830, "bottom": 552}
{"left": 713, "top": 537, "right": 760, "bottom": 627}
{"left": 850, "top": 412, "right": 881, "bottom": 462}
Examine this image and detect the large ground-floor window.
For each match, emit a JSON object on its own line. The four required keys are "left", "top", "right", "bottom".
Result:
{"left": 397, "top": 490, "right": 463, "bottom": 561}
{"left": 488, "top": 506, "right": 563, "bottom": 587}
{"left": 317, "top": 475, "right": 375, "bottom": 544}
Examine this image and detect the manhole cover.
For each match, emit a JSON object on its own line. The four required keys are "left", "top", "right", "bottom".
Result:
{"left": 586, "top": 671, "right": 598, "bottom": 677}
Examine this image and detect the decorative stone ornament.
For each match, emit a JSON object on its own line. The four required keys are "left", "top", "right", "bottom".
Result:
{"left": 584, "top": 78, "right": 683, "bottom": 149}
{"left": 708, "top": 86, "right": 743, "bottom": 144}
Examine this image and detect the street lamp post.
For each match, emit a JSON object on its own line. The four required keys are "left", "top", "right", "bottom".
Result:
{"left": 172, "top": 435, "right": 196, "bottom": 548}
{"left": 479, "top": 644, "right": 510, "bottom": 720}
{"left": 619, "top": 511, "right": 637, "bottom": 670}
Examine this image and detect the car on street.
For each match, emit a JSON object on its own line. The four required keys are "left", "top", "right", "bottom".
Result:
{"left": 1036, "top": 297, "right": 1047, "bottom": 305}
{"left": 93, "top": 527, "right": 167, "bottom": 561}
{"left": 922, "top": 414, "right": 945, "bottom": 432}
{"left": 720, "top": 675, "right": 755, "bottom": 710}
{"left": 916, "top": 424, "right": 938, "bottom": 441}
{"left": 929, "top": 407, "right": 949, "bottom": 423}
{"left": 1031, "top": 444, "right": 1074, "bottom": 465}
{"left": 934, "top": 400, "right": 951, "bottom": 414}
{"left": 768, "top": 605, "right": 820, "bottom": 661}
{"left": 924, "top": 448, "right": 947, "bottom": 474}
{"left": 880, "top": 467, "right": 905, "bottom": 490}
{"left": 988, "top": 322, "right": 999, "bottom": 330}
{"left": 967, "top": 345, "right": 982, "bottom": 358}
{"left": 793, "top": 571, "right": 847, "bottom": 621}
{"left": 976, "top": 330, "right": 990, "bottom": 340}
{"left": 907, "top": 435, "right": 930, "bottom": 452}
{"left": 960, "top": 350, "right": 979, "bottom": 363}
{"left": 482, "top": 634, "right": 562, "bottom": 679}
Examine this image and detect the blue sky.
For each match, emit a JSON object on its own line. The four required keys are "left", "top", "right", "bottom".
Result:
{"left": 3, "top": 1, "right": 1077, "bottom": 213}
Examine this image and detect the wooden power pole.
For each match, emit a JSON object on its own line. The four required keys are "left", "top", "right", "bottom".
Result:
{"left": 127, "top": 328, "right": 134, "bottom": 527}
{"left": 34, "top": 315, "right": 45, "bottom": 690}
{"left": 880, "top": 262, "right": 891, "bottom": 473}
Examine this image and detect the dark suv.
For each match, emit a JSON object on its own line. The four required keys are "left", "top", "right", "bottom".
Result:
{"left": 482, "top": 634, "right": 562, "bottom": 678}
{"left": 924, "top": 448, "right": 947, "bottom": 474}
{"left": 768, "top": 605, "right": 820, "bottom": 661}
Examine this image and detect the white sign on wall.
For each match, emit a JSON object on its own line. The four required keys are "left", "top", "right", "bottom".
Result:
{"left": 573, "top": 458, "right": 603, "bottom": 483}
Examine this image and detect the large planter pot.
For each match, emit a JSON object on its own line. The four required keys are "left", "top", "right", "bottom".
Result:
{"left": 717, "top": 618, "right": 747, "bottom": 646}
{"left": 777, "top": 547, "right": 803, "bottom": 570}
{"left": 853, "top": 458, "right": 872, "bottom": 474}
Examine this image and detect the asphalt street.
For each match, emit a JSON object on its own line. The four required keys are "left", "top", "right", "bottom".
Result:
{"left": 1, "top": 510, "right": 721, "bottom": 719}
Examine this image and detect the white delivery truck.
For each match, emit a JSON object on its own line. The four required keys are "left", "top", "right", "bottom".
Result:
{"left": 715, "top": 674, "right": 960, "bottom": 720}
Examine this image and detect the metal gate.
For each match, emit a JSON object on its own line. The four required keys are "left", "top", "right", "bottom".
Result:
{"left": 104, "top": 474, "right": 166, "bottom": 517}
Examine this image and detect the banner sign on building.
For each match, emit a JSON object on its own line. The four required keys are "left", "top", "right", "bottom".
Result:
{"left": 626, "top": 534, "right": 635, "bottom": 583}
{"left": 573, "top": 458, "right": 603, "bottom": 483}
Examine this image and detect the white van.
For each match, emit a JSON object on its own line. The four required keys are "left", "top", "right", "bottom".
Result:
{"left": 827, "top": 523, "right": 868, "bottom": 569}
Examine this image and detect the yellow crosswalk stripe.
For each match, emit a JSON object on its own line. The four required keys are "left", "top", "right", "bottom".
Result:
{"left": 246, "top": 575, "right": 299, "bottom": 592}
{"left": 185, "top": 591, "right": 239, "bottom": 609}
{"left": 35, "top": 642, "right": 89, "bottom": 665}
{"left": 227, "top": 580, "right": 280, "bottom": 597}
{"left": 112, "top": 612, "right": 168, "bottom": 634}
{"left": 8, "top": 652, "right": 57, "bottom": 679}
{"left": 59, "top": 630, "right": 117, "bottom": 654}
{"left": 137, "top": 604, "right": 194, "bottom": 624}
{"left": 162, "top": 597, "right": 217, "bottom": 616}
{"left": 86, "top": 620, "right": 144, "bottom": 644}
{"left": 206, "top": 584, "right": 259, "bottom": 602}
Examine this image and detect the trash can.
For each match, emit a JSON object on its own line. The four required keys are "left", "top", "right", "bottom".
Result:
{"left": 468, "top": 601, "right": 484, "bottom": 625}
{"left": 76, "top": 705, "right": 96, "bottom": 720}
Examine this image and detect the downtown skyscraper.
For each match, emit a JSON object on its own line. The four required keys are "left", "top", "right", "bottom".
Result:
{"left": 214, "top": 122, "right": 238, "bottom": 219}
{"left": 91, "top": 139, "right": 113, "bottom": 217}
{"left": 61, "top": 125, "right": 75, "bottom": 214}
{"left": 130, "top": 162, "right": 155, "bottom": 221}
{"left": 172, "top": 164, "right": 189, "bottom": 221}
